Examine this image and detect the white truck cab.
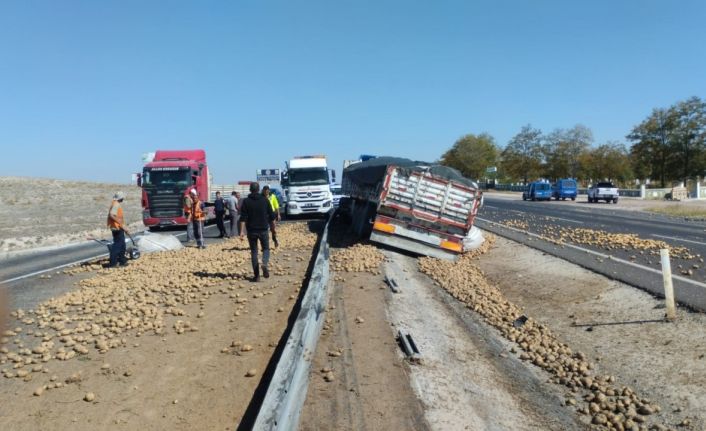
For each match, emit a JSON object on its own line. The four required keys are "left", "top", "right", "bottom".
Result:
{"left": 282, "top": 155, "right": 334, "bottom": 216}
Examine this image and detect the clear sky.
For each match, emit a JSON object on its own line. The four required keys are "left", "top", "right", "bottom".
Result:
{"left": 1, "top": 1, "right": 705, "bottom": 184}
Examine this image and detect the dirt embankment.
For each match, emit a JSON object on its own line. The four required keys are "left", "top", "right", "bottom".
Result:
{"left": 0, "top": 222, "right": 318, "bottom": 430}
{"left": 0, "top": 176, "right": 144, "bottom": 256}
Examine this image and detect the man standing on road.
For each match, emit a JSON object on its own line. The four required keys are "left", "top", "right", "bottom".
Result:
{"left": 183, "top": 187, "right": 195, "bottom": 243}
{"left": 227, "top": 191, "right": 239, "bottom": 237}
{"left": 208, "top": 191, "right": 227, "bottom": 238}
{"left": 239, "top": 182, "right": 275, "bottom": 282}
{"left": 106, "top": 191, "right": 129, "bottom": 267}
{"left": 262, "top": 185, "right": 280, "bottom": 248}
{"left": 190, "top": 189, "right": 206, "bottom": 249}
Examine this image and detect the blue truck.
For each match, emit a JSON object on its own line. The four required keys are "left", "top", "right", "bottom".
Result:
{"left": 522, "top": 181, "right": 552, "bottom": 201}
{"left": 551, "top": 178, "right": 577, "bottom": 201}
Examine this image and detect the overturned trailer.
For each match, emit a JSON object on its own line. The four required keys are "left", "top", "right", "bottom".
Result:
{"left": 340, "top": 157, "right": 483, "bottom": 260}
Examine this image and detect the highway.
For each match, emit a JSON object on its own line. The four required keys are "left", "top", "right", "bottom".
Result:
{"left": 476, "top": 195, "right": 706, "bottom": 312}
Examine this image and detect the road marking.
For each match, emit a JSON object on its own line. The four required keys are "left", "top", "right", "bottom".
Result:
{"left": 0, "top": 253, "right": 109, "bottom": 284}
{"left": 651, "top": 234, "right": 706, "bottom": 247}
{"left": 544, "top": 215, "right": 584, "bottom": 224}
{"left": 475, "top": 217, "right": 706, "bottom": 289}
{"left": 0, "top": 224, "right": 220, "bottom": 285}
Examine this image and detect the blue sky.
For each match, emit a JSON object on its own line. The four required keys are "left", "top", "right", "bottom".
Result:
{"left": 1, "top": 1, "right": 705, "bottom": 184}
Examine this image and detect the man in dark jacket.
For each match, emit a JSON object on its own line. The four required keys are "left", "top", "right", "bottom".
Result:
{"left": 206, "top": 191, "right": 228, "bottom": 238}
{"left": 239, "top": 182, "right": 275, "bottom": 281}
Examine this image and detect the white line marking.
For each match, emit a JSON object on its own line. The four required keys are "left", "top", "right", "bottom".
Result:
{"left": 476, "top": 217, "right": 706, "bottom": 289}
{"left": 0, "top": 253, "right": 109, "bottom": 284}
{"left": 652, "top": 234, "right": 706, "bottom": 246}
{"left": 0, "top": 224, "right": 220, "bottom": 285}
{"left": 544, "top": 215, "right": 584, "bottom": 224}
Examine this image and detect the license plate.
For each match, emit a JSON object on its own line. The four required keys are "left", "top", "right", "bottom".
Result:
{"left": 303, "top": 203, "right": 317, "bottom": 208}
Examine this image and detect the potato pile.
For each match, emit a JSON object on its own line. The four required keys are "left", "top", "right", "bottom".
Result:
{"left": 331, "top": 244, "right": 385, "bottom": 274}
{"left": 502, "top": 219, "right": 529, "bottom": 230}
{"left": 542, "top": 226, "right": 694, "bottom": 260}
{"left": 419, "top": 250, "right": 673, "bottom": 430}
{"left": 0, "top": 222, "right": 318, "bottom": 395}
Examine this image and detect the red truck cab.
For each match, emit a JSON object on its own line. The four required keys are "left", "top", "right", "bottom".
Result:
{"left": 138, "top": 150, "right": 213, "bottom": 229}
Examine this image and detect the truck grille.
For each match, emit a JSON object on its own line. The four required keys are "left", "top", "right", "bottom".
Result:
{"left": 294, "top": 190, "right": 326, "bottom": 201}
{"left": 147, "top": 191, "right": 183, "bottom": 218}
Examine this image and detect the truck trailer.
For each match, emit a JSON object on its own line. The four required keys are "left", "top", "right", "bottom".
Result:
{"left": 138, "top": 149, "right": 214, "bottom": 229}
{"left": 341, "top": 157, "right": 483, "bottom": 260}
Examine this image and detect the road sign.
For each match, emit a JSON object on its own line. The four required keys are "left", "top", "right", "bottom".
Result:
{"left": 486, "top": 166, "right": 497, "bottom": 173}
{"left": 256, "top": 169, "right": 280, "bottom": 183}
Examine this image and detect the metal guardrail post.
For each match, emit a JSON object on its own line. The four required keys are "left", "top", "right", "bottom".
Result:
{"left": 252, "top": 214, "right": 333, "bottom": 431}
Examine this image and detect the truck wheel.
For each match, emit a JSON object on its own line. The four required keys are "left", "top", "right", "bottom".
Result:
{"left": 522, "top": 195, "right": 526, "bottom": 201}
{"left": 531, "top": 196, "right": 536, "bottom": 201}
{"left": 561, "top": 197, "right": 566, "bottom": 201}
{"left": 587, "top": 196, "right": 592, "bottom": 203}
{"left": 571, "top": 197, "right": 575, "bottom": 201}
{"left": 613, "top": 198, "right": 619, "bottom": 204}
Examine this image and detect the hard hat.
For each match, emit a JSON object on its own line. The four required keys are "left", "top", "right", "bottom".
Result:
{"left": 190, "top": 189, "right": 198, "bottom": 195}
{"left": 114, "top": 191, "right": 125, "bottom": 200}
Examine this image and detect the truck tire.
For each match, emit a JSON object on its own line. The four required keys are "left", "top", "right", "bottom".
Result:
{"left": 571, "top": 197, "right": 575, "bottom": 201}
{"left": 587, "top": 196, "right": 592, "bottom": 203}
{"left": 613, "top": 198, "right": 619, "bottom": 204}
{"left": 562, "top": 197, "right": 566, "bottom": 201}
{"left": 531, "top": 195, "right": 536, "bottom": 201}
{"left": 522, "top": 194, "right": 526, "bottom": 201}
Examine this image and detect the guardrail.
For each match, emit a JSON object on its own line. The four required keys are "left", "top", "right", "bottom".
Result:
{"left": 253, "top": 215, "right": 332, "bottom": 430}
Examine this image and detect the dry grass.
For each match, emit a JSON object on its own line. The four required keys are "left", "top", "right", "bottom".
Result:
{"left": 644, "top": 205, "right": 706, "bottom": 218}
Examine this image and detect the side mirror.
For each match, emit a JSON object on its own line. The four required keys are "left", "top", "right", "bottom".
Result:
{"left": 331, "top": 169, "right": 336, "bottom": 184}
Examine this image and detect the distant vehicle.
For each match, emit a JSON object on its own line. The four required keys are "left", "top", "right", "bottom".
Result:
{"left": 330, "top": 184, "right": 343, "bottom": 208}
{"left": 588, "top": 182, "right": 619, "bottom": 204}
{"left": 341, "top": 157, "right": 483, "bottom": 260}
{"left": 522, "top": 181, "right": 552, "bottom": 201}
{"left": 552, "top": 178, "right": 577, "bottom": 201}
{"left": 137, "top": 149, "right": 214, "bottom": 230}
{"left": 281, "top": 155, "right": 335, "bottom": 217}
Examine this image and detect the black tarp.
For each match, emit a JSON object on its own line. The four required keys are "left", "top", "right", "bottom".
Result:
{"left": 343, "top": 156, "right": 478, "bottom": 188}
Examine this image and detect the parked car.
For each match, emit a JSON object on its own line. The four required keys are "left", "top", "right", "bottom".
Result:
{"left": 552, "top": 178, "right": 577, "bottom": 201}
{"left": 587, "top": 182, "right": 619, "bottom": 203}
{"left": 522, "top": 181, "right": 552, "bottom": 201}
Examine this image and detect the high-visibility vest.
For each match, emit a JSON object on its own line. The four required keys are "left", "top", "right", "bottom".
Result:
{"left": 107, "top": 200, "right": 124, "bottom": 230}
{"left": 268, "top": 194, "right": 279, "bottom": 212}
{"left": 191, "top": 198, "right": 205, "bottom": 221}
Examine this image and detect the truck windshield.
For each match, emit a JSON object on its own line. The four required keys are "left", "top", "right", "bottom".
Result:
{"left": 562, "top": 180, "right": 576, "bottom": 188}
{"left": 142, "top": 169, "right": 191, "bottom": 188}
{"left": 597, "top": 182, "right": 614, "bottom": 188}
{"left": 288, "top": 169, "right": 329, "bottom": 186}
{"left": 536, "top": 183, "right": 550, "bottom": 190}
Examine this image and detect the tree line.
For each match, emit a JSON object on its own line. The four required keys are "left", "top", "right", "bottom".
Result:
{"left": 440, "top": 96, "right": 706, "bottom": 188}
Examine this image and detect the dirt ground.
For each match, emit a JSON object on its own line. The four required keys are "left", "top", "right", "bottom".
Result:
{"left": 0, "top": 222, "right": 317, "bottom": 430}
{"left": 476, "top": 235, "right": 706, "bottom": 430}
{"left": 0, "top": 177, "right": 144, "bottom": 256}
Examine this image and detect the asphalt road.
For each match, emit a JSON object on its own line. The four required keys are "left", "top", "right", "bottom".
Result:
{"left": 476, "top": 196, "right": 706, "bottom": 312}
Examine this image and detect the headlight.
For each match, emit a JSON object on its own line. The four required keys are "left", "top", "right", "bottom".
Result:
{"left": 289, "top": 203, "right": 298, "bottom": 209}
{"left": 323, "top": 200, "right": 331, "bottom": 207}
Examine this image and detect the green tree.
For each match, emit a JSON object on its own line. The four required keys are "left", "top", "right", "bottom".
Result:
{"left": 627, "top": 108, "right": 677, "bottom": 187}
{"left": 671, "top": 96, "right": 706, "bottom": 182}
{"left": 440, "top": 133, "right": 498, "bottom": 180}
{"left": 583, "top": 141, "right": 633, "bottom": 184}
{"left": 543, "top": 125, "right": 593, "bottom": 179}
{"left": 501, "top": 124, "right": 543, "bottom": 184}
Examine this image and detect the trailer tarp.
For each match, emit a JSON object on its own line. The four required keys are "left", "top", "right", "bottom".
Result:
{"left": 343, "top": 156, "right": 478, "bottom": 188}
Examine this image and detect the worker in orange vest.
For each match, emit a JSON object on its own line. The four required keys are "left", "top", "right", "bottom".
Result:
{"left": 107, "top": 191, "right": 129, "bottom": 267}
{"left": 190, "top": 189, "right": 206, "bottom": 249}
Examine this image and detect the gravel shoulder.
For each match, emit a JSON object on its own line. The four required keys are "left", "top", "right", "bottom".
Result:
{"left": 475, "top": 235, "right": 706, "bottom": 430}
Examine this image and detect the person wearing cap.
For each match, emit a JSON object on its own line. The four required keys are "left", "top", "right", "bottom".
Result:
{"left": 183, "top": 187, "right": 195, "bottom": 243}
{"left": 261, "top": 185, "right": 280, "bottom": 247}
{"left": 239, "top": 182, "right": 275, "bottom": 281}
{"left": 190, "top": 189, "right": 206, "bottom": 249}
{"left": 107, "top": 192, "right": 129, "bottom": 267}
